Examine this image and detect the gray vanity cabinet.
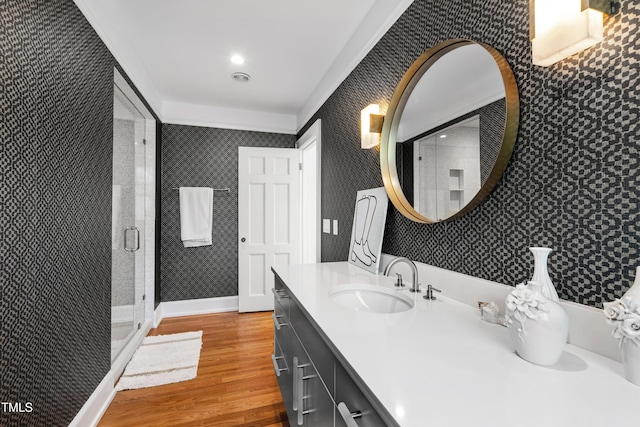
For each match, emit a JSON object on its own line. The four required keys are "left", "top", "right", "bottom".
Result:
{"left": 272, "top": 298, "right": 293, "bottom": 415}
{"left": 273, "top": 281, "right": 334, "bottom": 426}
{"left": 272, "top": 273, "right": 396, "bottom": 427}
{"left": 334, "top": 363, "right": 387, "bottom": 427}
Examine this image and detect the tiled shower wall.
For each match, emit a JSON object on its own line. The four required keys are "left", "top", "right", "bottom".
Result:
{"left": 0, "top": 1, "right": 158, "bottom": 426}
{"left": 399, "top": 98, "right": 506, "bottom": 204}
{"left": 112, "top": 119, "right": 135, "bottom": 306}
{"left": 160, "top": 125, "right": 295, "bottom": 301}
{"left": 303, "top": 0, "right": 639, "bottom": 308}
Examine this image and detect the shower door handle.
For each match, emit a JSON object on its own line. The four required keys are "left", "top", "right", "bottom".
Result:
{"left": 124, "top": 226, "right": 140, "bottom": 252}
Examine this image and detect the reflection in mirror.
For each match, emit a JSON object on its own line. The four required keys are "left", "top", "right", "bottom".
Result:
{"left": 411, "top": 117, "right": 481, "bottom": 220}
{"left": 397, "top": 44, "right": 505, "bottom": 220}
{"left": 380, "top": 39, "right": 518, "bottom": 223}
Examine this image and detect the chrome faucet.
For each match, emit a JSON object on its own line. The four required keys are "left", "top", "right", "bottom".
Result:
{"left": 383, "top": 257, "right": 421, "bottom": 293}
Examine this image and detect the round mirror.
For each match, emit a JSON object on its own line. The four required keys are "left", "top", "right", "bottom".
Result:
{"left": 380, "top": 39, "right": 519, "bottom": 223}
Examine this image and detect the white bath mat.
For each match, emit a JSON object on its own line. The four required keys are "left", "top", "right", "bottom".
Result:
{"left": 116, "top": 331, "right": 203, "bottom": 391}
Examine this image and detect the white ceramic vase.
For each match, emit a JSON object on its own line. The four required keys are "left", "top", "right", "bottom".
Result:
{"left": 621, "top": 339, "right": 640, "bottom": 386}
{"left": 618, "top": 266, "right": 640, "bottom": 385}
{"left": 603, "top": 266, "right": 640, "bottom": 386}
{"left": 506, "top": 281, "right": 569, "bottom": 366}
{"left": 529, "top": 247, "right": 559, "bottom": 303}
{"left": 622, "top": 266, "right": 640, "bottom": 300}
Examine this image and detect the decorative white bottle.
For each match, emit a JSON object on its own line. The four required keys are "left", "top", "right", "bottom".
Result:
{"left": 621, "top": 339, "right": 640, "bottom": 386}
{"left": 622, "top": 266, "right": 640, "bottom": 300}
{"left": 506, "top": 281, "right": 569, "bottom": 366}
{"left": 529, "top": 247, "right": 559, "bottom": 303}
{"left": 604, "top": 266, "right": 640, "bottom": 386}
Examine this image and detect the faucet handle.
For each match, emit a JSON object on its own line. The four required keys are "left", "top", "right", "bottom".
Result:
{"left": 423, "top": 284, "right": 442, "bottom": 300}
{"left": 395, "top": 273, "right": 405, "bottom": 287}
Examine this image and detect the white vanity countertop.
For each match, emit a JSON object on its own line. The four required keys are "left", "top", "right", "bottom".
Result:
{"left": 273, "top": 262, "right": 640, "bottom": 427}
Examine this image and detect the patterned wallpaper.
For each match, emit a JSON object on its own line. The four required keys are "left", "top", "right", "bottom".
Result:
{"left": 160, "top": 125, "right": 295, "bottom": 302}
{"left": 303, "top": 0, "right": 639, "bottom": 308}
{"left": 0, "top": 2, "right": 111, "bottom": 426}
{"left": 0, "top": 1, "right": 158, "bottom": 426}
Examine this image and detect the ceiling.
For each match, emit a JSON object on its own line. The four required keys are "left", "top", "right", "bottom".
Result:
{"left": 74, "top": 0, "right": 415, "bottom": 133}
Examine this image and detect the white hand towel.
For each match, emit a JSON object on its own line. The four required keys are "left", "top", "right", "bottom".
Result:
{"left": 179, "top": 187, "right": 214, "bottom": 247}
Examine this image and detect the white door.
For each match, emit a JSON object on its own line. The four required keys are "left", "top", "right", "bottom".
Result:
{"left": 238, "top": 147, "right": 301, "bottom": 312}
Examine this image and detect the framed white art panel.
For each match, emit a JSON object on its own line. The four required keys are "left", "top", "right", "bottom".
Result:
{"left": 348, "top": 187, "right": 389, "bottom": 274}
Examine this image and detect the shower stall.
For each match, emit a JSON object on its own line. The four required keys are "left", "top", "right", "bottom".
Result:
{"left": 111, "top": 69, "right": 156, "bottom": 369}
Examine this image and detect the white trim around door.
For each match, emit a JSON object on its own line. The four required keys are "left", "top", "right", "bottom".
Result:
{"left": 297, "top": 119, "right": 322, "bottom": 264}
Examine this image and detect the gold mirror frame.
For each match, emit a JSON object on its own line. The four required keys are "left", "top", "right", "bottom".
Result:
{"left": 380, "top": 39, "right": 520, "bottom": 223}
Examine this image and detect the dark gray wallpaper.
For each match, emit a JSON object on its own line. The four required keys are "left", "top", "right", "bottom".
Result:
{"left": 160, "top": 125, "right": 295, "bottom": 302}
{"left": 0, "top": 1, "right": 157, "bottom": 426}
{"left": 302, "top": 0, "right": 639, "bottom": 308}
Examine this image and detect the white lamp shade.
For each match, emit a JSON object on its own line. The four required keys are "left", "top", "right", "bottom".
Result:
{"left": 361, "top": 104, "right": 380, "bottom": 149}
{"left": 531, "top": 0, "right": 604, "bottom": 66}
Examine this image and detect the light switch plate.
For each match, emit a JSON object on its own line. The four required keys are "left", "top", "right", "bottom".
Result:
{"left": 323, "top": 219, "right": 331, "bottom": 234}
{"left": 333, "top": 220, "right": 338, "bottom": 235}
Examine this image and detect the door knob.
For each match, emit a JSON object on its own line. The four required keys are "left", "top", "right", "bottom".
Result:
{"left": 241, "top": 237, "right": 246, "bottom": 242}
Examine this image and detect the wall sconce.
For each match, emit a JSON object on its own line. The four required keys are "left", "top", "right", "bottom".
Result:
{"left": 361, "top": 104, "right": 384, "bottom": 149}
{"left": 530, "top": 0, "right": 620, "bottom": 66}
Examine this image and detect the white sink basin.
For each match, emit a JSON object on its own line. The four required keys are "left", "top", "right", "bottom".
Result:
{"left": 329, "top": 284, "right": 414, "bottom": 313}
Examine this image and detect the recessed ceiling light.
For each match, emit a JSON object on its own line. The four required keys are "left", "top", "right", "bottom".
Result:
{"left": 231, "top": 55, "right": 244, "bottom": 65}
{"left": 232, "top": 72, "right": 251, "bottom": 83}
{"left": 440, "top": 134, "right": 447, "bottom": 138}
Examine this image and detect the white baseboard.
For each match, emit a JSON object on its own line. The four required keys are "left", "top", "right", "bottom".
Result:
{"left": 157, "top": 296, "right": 239, "bottom": 321}
{"left": 69, "top": 371, "right": 115, "bottom": 427}
{"left": 73, "top": 319, "right": 153, "bottom": 427}
{"left": 153, "top": 304, "right": 163, "bottom": 328}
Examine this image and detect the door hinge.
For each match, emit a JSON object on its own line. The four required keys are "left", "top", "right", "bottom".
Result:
{"left": 137, "top": 322, "right": 141, "bottom": 330}
{"left": 143, "top": 138, "right": 147, "bottom": 145}
{"left": 299, "top": 162, "right": 303, "bottom": 170}
{"left": 142, "top": 294, "right": 146, "bottom": 301}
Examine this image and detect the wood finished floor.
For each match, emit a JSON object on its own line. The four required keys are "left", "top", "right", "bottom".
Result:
{"left": 99, "top": 312, "right": 290, "bottom": 427}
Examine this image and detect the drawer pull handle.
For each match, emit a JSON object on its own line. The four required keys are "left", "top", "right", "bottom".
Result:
{"left": 272, "top": 287, "right": 289, "bottom": 301}
{"left": 293, "top": 357, "right": 310, "bottom": 412}
{"left": 294, "top": 358, "right": 316, "bottom": 425}
{"left": 271, "top": 354, "right": 287, "bottom": 376}
{"left": 337, "top": 402, "right": 362, "bottom": 426}
{"left": 293, "top": 357, "right": 299, "bottom": 411}
{"left": 272, "top": 313, "right": 288, "bottom": 330}
{"left": 298, "top": 373, "right": 316, "bottom": 425}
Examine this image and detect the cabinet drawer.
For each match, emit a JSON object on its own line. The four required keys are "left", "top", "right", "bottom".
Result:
{"left": 273, "top": 275, "right": 292, "bottom": 318}
{"left": 291, "top": 340, "right": 334, "bottom": 427}
{"left": 289, "top": 299, "right": 335, "bottom": 396}
{"left": 335, "top": 363, "right": 387, "bottom": 427}
{"left": 274, "top": 297, "right": 290, "bottom": 331}
{"left": 273, "top": 335, "right": 295, "bottom": 421}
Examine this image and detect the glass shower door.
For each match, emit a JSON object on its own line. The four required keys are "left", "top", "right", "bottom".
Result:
{"left": 111, "top": 84, "right": 146, "bottom": 363}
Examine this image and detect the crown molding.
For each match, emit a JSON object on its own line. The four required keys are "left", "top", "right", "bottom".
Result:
{"left": 296, "top": 0, "right": 415, "bottom": 132}
{"left": 162, "top": 101, "right": 297, "bottom": 134}
{"left": 74, "top": 0, "right": 165, "bottom": 121}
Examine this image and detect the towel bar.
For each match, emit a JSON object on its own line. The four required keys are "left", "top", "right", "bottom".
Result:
{"left": 171, "top": 187, "right": 230, "bottom": 192}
